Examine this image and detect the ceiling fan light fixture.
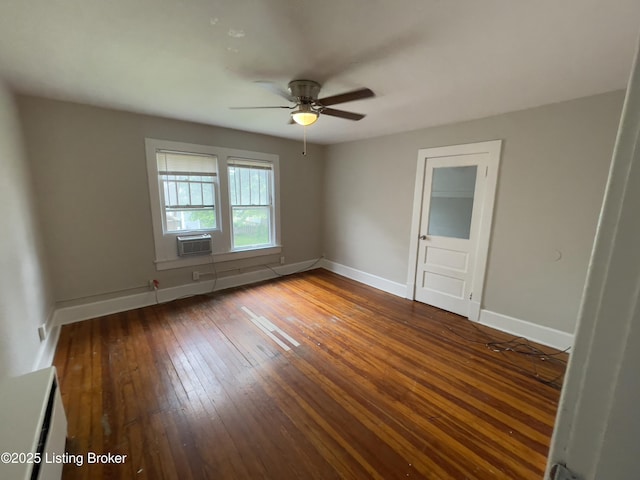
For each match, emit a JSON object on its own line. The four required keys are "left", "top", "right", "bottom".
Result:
{"left": 291, "top": 106, "right": 319, "bottom": 126}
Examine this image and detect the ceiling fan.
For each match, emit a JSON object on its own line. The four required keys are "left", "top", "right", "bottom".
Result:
{"left": 231, "top": 80, "right": 375, "bottom": 126}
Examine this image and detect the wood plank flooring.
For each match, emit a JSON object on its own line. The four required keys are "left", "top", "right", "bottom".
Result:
{"left": 53, "top": 268, "right": 567, "bottom": 479}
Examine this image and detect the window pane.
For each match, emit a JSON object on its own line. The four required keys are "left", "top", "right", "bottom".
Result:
{"left": 258, "top": 170, "right": 269, "bottom": 204}
{"left": 157, "top": 151, "right": 218, "bottom": 234}
{"left": 167, "top": 181, "right": 177, "bottom": 206}
{"left": 240, "top": 169, "right": 250, "bottom": 205}
{"left": 177, "top": 182, "right": 190, "bottom": 205}
{"left": 203, "top": 183, "right": 214, "bottom": 205}
{"left": 162, "top": 175, "right": 217, "bottom": 231}
{"left": 250, "top": 170, "right": 261, "bottom": 204}
{"left": 163, "top": 182, "right": 170, "bottom": 205}
{"left": 165, "top": 208, "right": 216, "bottom": 232}
{"left": 232, "top": 206, "right": 270, "bottom": 247}
{"left": 162, "top": 175, "right": 215, "bottom": 205}
{"left": 229, "top": 169, "right": 238, "bottom": 204}
{"left": 427, "top": 166, "right": 477, "bottom": 239}
{"left": 228, "top": 162, "right": 273, "bottom": 247}
{"left": 229, "top": 165, "right": 271, "bottom": 207}
{"left": 189, "top": 182, "right": 202, "bottom": 205}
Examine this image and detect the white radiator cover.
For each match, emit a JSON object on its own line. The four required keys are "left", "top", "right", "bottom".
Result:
{"left": 0, "top": 367, "right": 67, "bottom": 480}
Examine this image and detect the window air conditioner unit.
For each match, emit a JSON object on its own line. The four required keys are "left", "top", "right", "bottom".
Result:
{"left": 177, "top": 234, "right": 212, "bottom": 256}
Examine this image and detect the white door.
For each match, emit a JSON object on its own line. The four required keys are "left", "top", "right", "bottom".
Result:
{"left": 407, "top": 141, "right": 501, "bottom": 320}
{"left": 415, "top": 155, "right": 485, "bottom": 316}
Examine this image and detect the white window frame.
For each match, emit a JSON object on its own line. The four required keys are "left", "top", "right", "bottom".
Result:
{"left": 228, "top": 158, "right": 276, "bottom": 251}
{"left": 157, "top": 150, "right": 219, "bottom": 234}
{"left": 145, "top": 138, "right": 281, "bottom": 270}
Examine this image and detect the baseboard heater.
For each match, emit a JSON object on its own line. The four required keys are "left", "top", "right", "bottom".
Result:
{"left": 0, "top": 367, "right": 67, "bottom": 480}
{"left": 177, "top": 234, "right": 212, "bottom": 256}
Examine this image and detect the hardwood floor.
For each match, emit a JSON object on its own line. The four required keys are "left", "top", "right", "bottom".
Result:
{"left": 53, "top": 269, "right": 567, "bottom": 479}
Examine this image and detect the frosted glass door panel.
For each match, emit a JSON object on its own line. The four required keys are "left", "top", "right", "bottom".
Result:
{"left": 427, "top": 166, "right": 477, "bottom": 239}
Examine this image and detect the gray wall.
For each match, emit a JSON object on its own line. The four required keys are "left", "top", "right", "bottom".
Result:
{"left": 547, "top": 45, "right": 640, "bottom": 478}
{"left": 323, "top": 91, "right": 624, "bottom": 334}
{"left": 0, "top": 83, "right": 52, "bottom": 379}
{"left": 11, "top": 90, "right": 624, "bottom": 342}
{"left": 17, "top": 96, "right": 325, "bottom": 306}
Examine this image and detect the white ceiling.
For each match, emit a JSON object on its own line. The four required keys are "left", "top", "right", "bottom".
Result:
{"left": 0, "top": 0, "right": 638, "bottom": 144}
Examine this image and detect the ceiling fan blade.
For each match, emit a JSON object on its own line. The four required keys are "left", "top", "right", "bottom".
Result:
{"left": 317, "top": 88, "right": 374, "bottom": 106}
{"left": 229, "top": 106, "right": 291, "bottom": 109}
{"left": 321, "top": 108, "right": 365, "bottom": 121}
{"left": 254, "top": 81, "right": 296, "bottom": 102}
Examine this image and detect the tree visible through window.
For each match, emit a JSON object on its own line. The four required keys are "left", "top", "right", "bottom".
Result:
{"left": 228, "top": 160, "right": 273, "bottom": 248}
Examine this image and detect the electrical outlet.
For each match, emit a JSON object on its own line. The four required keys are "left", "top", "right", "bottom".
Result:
{"left": 280, "top": 256, "right": 285, "bottom": 265}
{"left": 38, "top": 325, "right": 46, "bottom": 341}
{"left": 193, "top": 271, "right": 200, "bottom": 281}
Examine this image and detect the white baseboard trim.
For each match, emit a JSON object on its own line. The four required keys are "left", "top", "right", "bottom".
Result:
{"left": 405, "top": 282, "right": 415, "bottom": 300}
{"left": 53, "top": 259, "right": 322, "bottom": 327}
{"left": 33, "top": 307, "right": 61, "bottom": 371}
{"left": 46, "top": 259, "right": 573, "bottom": 362}
{"left": 321, "top": 259, "right": 407, "bottom": 298}
{"left": 53, "top": 290, "right": 158, "bottom": 326}
{"left": 469, "top": 300, "right": 481, "bottom": 322}
{"left": 477, "top": 309, "right": 574, "bottom": 351}
{"left": 33, "top": 325, "right": 61, "bottom": 371}
{"left": 318, "top": 261, "right": 573, "bottom": 350}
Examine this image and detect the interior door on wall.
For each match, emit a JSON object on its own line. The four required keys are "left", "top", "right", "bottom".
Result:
{"left": 414, "top": 154, "right": 486, "bottom": 317}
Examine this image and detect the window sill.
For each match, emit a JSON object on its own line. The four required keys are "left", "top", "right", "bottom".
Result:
{"left": 154, "top": 245, "right": 282, "bottom": 271}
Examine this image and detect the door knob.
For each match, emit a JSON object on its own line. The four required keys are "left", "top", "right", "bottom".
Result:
{"left": 419, "top": 235, "right": 428, "bottom": 240}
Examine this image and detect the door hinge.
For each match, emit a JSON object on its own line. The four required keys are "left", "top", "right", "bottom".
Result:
{"left": 485, "top": 165, "right": 488, "bottom": 177}
{"left": 550, "top": 464, "right": 581, "bottom": 480}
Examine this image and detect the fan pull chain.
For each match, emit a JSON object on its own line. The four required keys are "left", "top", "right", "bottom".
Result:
{"left": 303, "top": 125, "right": 307, "bottom": 156}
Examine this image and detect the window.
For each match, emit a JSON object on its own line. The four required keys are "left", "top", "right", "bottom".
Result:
{"left": 156, "top": 151, "right": 218, "bottom": 233}
{"left": 145, "top": 138, "right": 280, "bottom": 270}
{"left": 228, "top": 159, "right": 274, "bottom": 249}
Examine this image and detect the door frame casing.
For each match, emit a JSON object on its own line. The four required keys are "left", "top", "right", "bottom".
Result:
{"left": 406, "top": 140, "right": 502, "bottom": 320}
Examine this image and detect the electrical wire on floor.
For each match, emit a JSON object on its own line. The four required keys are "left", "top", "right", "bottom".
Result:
{"left": 155, "top": 254, "right": 320, "bottom": 303}
{"left": 263, "top": 255, "right": 325, "bottom": 278}
{"left": 205, "top": 254, "right": 218, "bottom": 296}
{"left": 153, "top": 255, "right": 219, "bottom": 304}
{"left": 181, "top": 254, "right": 218, "bottom": 299}
{"left": 444, "top": 321, "right": 569, "bottom": 389}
